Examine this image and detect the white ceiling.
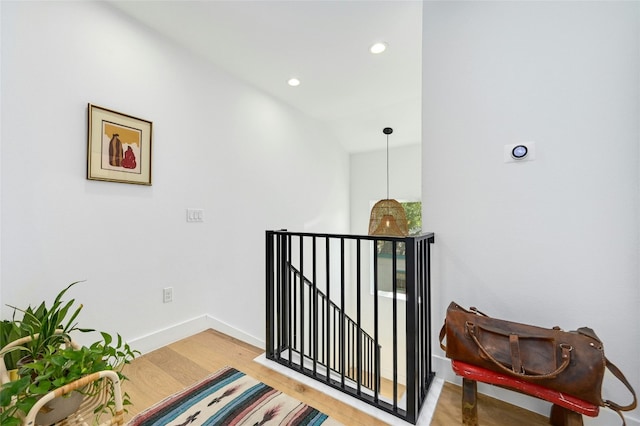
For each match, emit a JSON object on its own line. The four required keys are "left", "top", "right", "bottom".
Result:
{"left": 109, "top": 0, "right": 423, "bottom": 153}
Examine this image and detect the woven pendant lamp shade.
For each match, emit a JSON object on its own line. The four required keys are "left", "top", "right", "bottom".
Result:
{"left": 369, "top": 199, "right": 409, "bottom": 236}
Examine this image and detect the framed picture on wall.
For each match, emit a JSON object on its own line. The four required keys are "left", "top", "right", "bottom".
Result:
{"left": 87, "top": 104, "right": 153, "bottom": 185}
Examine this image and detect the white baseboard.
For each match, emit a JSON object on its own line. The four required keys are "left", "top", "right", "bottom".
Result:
{"left": 203, "top": 315, "right": 264, "bottom": 348}
{"left": 127, "top": 314, "right": 264, "bottom": 355}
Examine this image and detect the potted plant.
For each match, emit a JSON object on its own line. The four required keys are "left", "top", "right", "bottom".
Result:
{"left": 0, "top": 281, "right": 91, "bottom": 379}
{"left": 7, "top": 281, "right": 92, "bottom": 361}
{"left": 0, "top": 282, "right": 139, "bottom": 426}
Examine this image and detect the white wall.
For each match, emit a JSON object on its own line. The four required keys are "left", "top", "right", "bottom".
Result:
{"left": 0, "top": 1, "right": 349, "bottom": 352}
{"left": 423, "top": 2, "right": 639, "bottom": 425}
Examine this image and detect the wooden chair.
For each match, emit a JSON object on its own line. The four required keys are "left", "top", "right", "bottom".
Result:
{"left": 451, "top": 360, "right": 599, "bottom": 426}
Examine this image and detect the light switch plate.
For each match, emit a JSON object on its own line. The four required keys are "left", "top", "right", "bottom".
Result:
{"left": 186, "top": 208, "right": 204, "bottom": 222}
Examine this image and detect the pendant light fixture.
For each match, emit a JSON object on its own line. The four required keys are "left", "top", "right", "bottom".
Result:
{"left": 368, "top": 127, "right": 409, "bottom": 236}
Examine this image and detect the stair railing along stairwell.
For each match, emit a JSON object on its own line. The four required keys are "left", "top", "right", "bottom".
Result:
{"left": 265, "top": 230, "right": 435, "bottom": 424}
{"left": 287, "top": 264, "right": 380, "bottom": 392}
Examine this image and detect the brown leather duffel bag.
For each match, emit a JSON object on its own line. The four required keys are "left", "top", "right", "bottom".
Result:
{"left": 439, "top": 302, "right": 636, "bottom": 421}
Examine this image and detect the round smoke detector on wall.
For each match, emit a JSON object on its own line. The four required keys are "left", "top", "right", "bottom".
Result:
{"left": 504, "top": 142, "right": 536, "bottom": 163}
{"left": 511, "top": 145, "right": 528, "bottom": 159}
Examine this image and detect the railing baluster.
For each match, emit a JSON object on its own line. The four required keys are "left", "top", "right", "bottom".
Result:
{"left": 266, "top": 231, "right": 274, "bottom": 359}
{"left": 356, "top": 239, "right": 362, "bottom": 395}
{"left": 340, "top": 238, "right": 345, "bottom": 388}
{"left": 275, "top": 233, "right": 280, "bottom": 359}
{"left": 312, "top": 236, "right": 317, "bottom": 376}
{"left": 372, "top": 238, "right": 380, "bottom": 403}
{"left": 426, "top": 236, "right": 434, "bottom": 394}
{"left": 416, "top": 238, "right": 423, "bottom": 402}
{"left": 325, "top": 237, "right": 331, "bottom": 384}
{"left": 308, "top": 280, "right": 312, "bottom": 359}
{"left": 346, "top": 320, "right": 352, "bottom": 381}
{"left": 405, "top": 235, "right": 417, "bottom": 424}
{"left": 283, "top": 233, "right": 289, "bottom": 358}
{"left": 392, "top": 240, "right": 398, "bottom": 410}
{"left": 299, "top": 236, "right": 304, "bottom": 371}
{"left": 331, "top": 309, "right": 342, "bottom": 374}
{"left": 287, "top": 234, "right": 293, "bottom": 366}
{"left": 320, "top": 295, "right": 325, "bottom": 365}
{"left": 419, "top": 239, "right": 427, "bottom": 402}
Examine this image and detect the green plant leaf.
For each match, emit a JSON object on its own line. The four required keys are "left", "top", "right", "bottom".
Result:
{"left": 15, "top": 394, "right": 38, "bottom": 413}
{"left": 101, "top": 331, "right": 113, "bottom": 346}
{"left": 1, "top": 417, "right": 21, "bottom": 426}
{"left": 29, "top": 381, "right": 51, "bottom": 395}
{"left": 0, "top": 376, "right": 30, "bottom": 406}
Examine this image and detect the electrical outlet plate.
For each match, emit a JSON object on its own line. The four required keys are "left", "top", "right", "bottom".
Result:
{"left": 163, "top": 287, "right": 173, "bottom": 303}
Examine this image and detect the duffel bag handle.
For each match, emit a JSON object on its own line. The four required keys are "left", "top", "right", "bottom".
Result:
{"left": 604, "top": 358, "right": 638, "bottom": 421}
{"left": 578, "top": 327, "right": 638, "bottom": 416}
{"left": 466, "top": 321, "right": 572, "bottom": 380}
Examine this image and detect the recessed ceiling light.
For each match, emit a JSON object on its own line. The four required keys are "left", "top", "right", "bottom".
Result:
{"left": 287, "top": 78, "right": 301, "bottom": 87}
{"left": 370, "top": 42, "right": 387, "bottom": 54}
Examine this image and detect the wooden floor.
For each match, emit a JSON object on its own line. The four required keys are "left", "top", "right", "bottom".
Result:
{"left": 122, "top": 329, "right": 550, "bottom": 425}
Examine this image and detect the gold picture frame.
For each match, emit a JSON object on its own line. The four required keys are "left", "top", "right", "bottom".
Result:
{"left": 87, "top": 104, "right": 152, "bottom": 185}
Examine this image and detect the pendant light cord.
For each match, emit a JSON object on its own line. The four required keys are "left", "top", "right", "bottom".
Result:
{"left": 386, "top": 133, "right": 389, "bottom": 200}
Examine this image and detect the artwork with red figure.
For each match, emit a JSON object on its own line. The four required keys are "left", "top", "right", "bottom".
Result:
{"left": 103, "top": 127, "right": 141, "bottom": 174}
{"left": 122, "top": 146, "right": 137, "bottom": 169}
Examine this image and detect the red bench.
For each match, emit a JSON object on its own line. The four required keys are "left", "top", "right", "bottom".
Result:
{"left": 451, "top": 360, "right": 599, "bottom": 426}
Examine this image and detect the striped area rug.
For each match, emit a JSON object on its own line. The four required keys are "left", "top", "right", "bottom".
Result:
{"left": 128, "top": 366, "right": 344, "bottom": 426}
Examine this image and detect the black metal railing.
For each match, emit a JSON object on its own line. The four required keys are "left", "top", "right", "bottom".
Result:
{"left": 265, "top": 230, "right": 435, "bottom": 424}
